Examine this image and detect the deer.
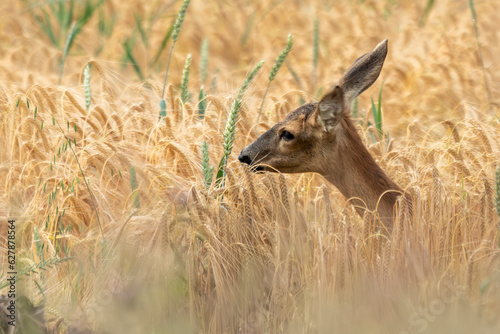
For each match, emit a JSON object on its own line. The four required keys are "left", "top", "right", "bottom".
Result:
{"left": 238, "top": 39, "right": 405, "bottom": 230}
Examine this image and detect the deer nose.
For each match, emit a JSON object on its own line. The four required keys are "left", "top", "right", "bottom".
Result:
{"left": 238, "top": 153, "right": 252, "bottom": 165}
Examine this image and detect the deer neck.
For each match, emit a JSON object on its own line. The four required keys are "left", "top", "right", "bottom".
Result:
{"left": 321, "top": 117, "right": 402, "bottom": 225}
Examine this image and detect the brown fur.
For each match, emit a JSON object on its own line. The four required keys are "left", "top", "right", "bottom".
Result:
{"left": 239, "top": 40, "right": 404, "bottom": 229}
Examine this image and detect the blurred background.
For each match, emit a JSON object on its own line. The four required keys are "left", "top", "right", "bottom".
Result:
{"left": 0, "top": 0, "right": 499, "bottom": 333}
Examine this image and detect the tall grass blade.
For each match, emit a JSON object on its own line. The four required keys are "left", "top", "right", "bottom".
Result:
{"left": 123, "top": 39, "right": 145, "bottom": 81}
{"left": 378, "top": 82, "right": 384, "bottom": 136}
{"left": 468, "top": 0, "right": 492, "bottom": 111}
{"left": 44, "top": 115, "right": 104, "bottom": 236}
{"left": 134, "top": 13, "right": 148, "bottom": 46}
{"left": 371, "top": 98, "right": 381, "bottom": 139}
{"left": 198, "top": 39, "right": 209, "bottom": 119}
{"left": 59, "top": 21, "right": 77, "bottom": 85}
{"left": 34, "top": 10, "right": 58, "bottom": 47}
{"left": 65, "top": 0, "right": 75, "bottom": 30}
{"left": 153, "top": 23, "right": 174, "bottom": 66}
{"left": 285, "top": 60, "right": 302, "bottom": 89}
{"left": 241, "top": 12, "right": 255, "bottom": 46}
{"left": 198, "top": 88, "right": 206, "bottom": 119}
{"left": 370, "top": 84, "right": 384, "bottom": 138}
{"left": 419, "top": 0, "right": 435, "bottom": 27}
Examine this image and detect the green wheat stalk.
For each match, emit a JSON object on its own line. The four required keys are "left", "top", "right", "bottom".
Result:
{"left": 255, "top": 33, "right": 293, "bottom": 124}
{"left": 198, "top": 88, "right": 207, "bottom": 119}
{"left": 84, "top": 63, "right": 91, "bottom": 111}
{"left": 201, "top": 141, "right": 214, "bottom": 189}
{"left": 159, "top": 0, "right": 191, "bottom": 120}
{"left": 215, "top": 60, "right": 265, "bottom": 187}
{"left": 222, "top": 60, "right": 264, "bottom": 157}
{"left": 180, "top": 53, "right": 192, "bottom": 103}
{"left": 370, "top": 82, "right": 384, "bottom": 139}
{"left": 0, "top": 257, "right": 72, "bottom": 290}
{"left": 198, "top": 39, "right": 209, "bottom": 119}
{"left": 64, "top": 137, "right": 103, "bottom": 235}
{"left": 285, "top": 60, "right": 302, "bottom": 89}
{"left": 200, "top": 38, "right": 209, "bottom": 84}
{"left": 34, "top": 226, "right": 45, "bottom": 261}
{"left": 34, "top": 103, "right": 104, "bottom": 236}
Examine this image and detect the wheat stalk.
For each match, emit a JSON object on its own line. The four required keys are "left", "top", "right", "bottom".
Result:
{"left": 200, "top": 38, "right": 209, "bottom": 84}
{"left": 159, "top": 0, "right": 191, "bottom": 119}
{"left": 199, "top": 39, "right": 209, "bottom": 119}
{"left": 83, "top": 63, "right": 91, "bottom": 111}
{"left": 180, "top": 53, "right": 192, "bottom": 103}
{"left": 215, "top": 60, "right": 265, "bottom": 188}
{"left": 223, "top": 60, "right": 264, "bottom": 158}
{"left": 255, "top": 33, "right": 293, "bottom": 125}
{"left": 444, "top": 120, "right": 461, "bottom": 144}
{"left": 201, "top": 141, "right": 214, "bottom": 189}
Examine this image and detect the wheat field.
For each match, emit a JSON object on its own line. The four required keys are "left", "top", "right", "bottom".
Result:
{"left": 0, "top": 0, "right": 500, "bottom": 333}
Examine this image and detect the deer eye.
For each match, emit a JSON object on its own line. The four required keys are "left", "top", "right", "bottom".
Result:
{"left": 281, "top": 130, "right": 295, "bottom": 141}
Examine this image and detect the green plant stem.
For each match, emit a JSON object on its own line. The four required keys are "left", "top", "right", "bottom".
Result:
{"left": 0, "top": 257, "right": 72, "bottom": 290}
{"left": 255, "top": 82, "right": 271, "bottom": 125}
{"left": 53, "top": 119, "right": 103, "bottom": 236}
{"left": 468, "top": 0, "right": 492, "bottom": 111}
{"left": 161, "top": 42, "right": 176, "bottom": 99}
{"left": 66, "top": 139, "right": 103, "bottom": 236}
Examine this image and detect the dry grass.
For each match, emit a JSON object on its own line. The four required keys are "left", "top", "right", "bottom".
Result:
{"left": 0, "top": 0, "right": 500, "bottom": 333}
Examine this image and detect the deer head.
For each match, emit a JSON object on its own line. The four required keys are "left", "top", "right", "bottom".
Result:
{"left": 238, "top": 40, "right": 403, "bottom": 227}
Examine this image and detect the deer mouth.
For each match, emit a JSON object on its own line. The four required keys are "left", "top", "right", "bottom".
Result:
{"left": 250, "top": 165, "right": 265, "bottom": 173}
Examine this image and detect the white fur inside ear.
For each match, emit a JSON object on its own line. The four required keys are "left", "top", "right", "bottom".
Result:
{"left": 316, "top": 113, "right": 327, "bottom": 132}
{"left": 317, "top": 86, "right": 344, "bottom": 132}
{"left": 322, "top": 118, "right": 338, "bottom": 132}
{"left": 319, "top": 104, "right": 329, "bottom": 112}
{"left": 318, "top": 100, "right": 342, "bottom": 132}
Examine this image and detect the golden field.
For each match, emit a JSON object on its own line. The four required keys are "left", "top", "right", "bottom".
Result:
{"left": 0, "top": 0, "right": 500, "bottom": 333}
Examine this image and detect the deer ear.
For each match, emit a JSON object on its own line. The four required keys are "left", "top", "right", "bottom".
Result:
{"left": 338, "top": 39, "right": 388, "bottom": 106}
{"left": 316, "top": 86, "right": 344, "bottom": 132}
